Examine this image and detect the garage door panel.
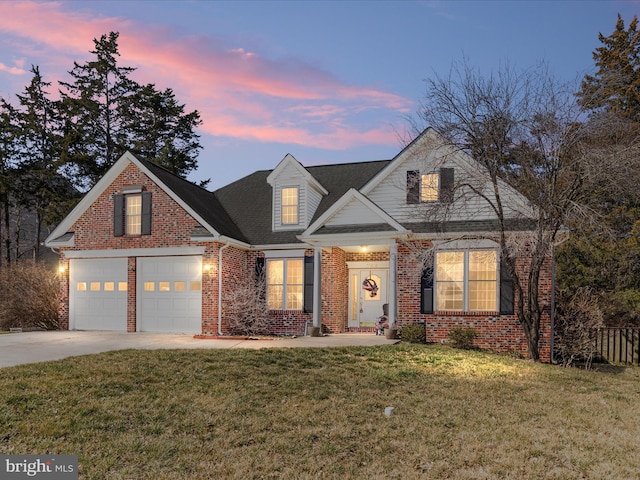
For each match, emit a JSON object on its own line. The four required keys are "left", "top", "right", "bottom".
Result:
{"left": 137, "top": 256, "right": 202, "bottom": 334}
{"left": 70, "top": 258, "right": 127, "bottom": 331}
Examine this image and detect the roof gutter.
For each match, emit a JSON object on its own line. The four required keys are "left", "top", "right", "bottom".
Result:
{"left": 217, "top": 242, "right": 231, "bottom": 336}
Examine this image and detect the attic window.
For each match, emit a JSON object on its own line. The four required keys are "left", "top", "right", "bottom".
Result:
{"left": 406, "top": 168, "right": 454, "bottom": 204}
{"left": 114, "top": 192, "right": 152, "bottom": 236}
{"left": 281, "top": 187, "right": 299, "bottom": 225}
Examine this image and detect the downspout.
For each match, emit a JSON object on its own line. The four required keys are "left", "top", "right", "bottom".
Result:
{"left": 550, "top": 243, "right": 556, "bottom": 364}
{"left": 389, "top": 241, "right": 397, "bottom": 328}
{"left": 217, "top": 242, "right": 230, "bottom": 336}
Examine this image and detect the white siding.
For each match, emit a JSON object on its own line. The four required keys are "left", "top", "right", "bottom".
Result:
{"left": 366, "top": 146, "right": 530, "bottom": 224}
{"left": 326, "top": 198, "right": 383, "bottom": 226}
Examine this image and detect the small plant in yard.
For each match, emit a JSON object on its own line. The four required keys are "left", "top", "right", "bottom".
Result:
{"left": 448, "top": 326, "right": 477, "bottom": 349}
{"left": 400, "top": 323, "right": 426, "bottom": 344}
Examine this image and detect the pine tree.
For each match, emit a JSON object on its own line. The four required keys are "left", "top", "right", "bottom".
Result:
{"left": 577, "top": 14, "right": 640, "bottom": 119}
{"left": 15, "top": 66, "right": 73, "bottom": 259}
{"left": 126, "top": 84, "right": 203, "bottom": 178}
{"left": 59, "top": 32, "right": 139, "bottom": 190}
{"left": 0, "top": 98, "right": 19, "bottom": 265}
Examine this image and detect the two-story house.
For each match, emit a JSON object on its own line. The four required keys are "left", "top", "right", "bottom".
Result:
{"left": 45, "top": 128, "right": 553, "bottom": 360}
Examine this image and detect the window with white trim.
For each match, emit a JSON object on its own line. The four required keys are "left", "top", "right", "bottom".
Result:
{"left": 267, "top": 258, "right": 303, "bottom": 310}
{"left": 281, "top": 187, "right": 299, "bottom": 225}
{"left": 435, "top": 250, "right": 497, "bottom": 311}
{"left": 125, "top": 194, "right": 142, "bottom": 235}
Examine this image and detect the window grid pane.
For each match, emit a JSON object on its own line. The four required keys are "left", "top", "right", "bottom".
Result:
{"left": 421, "top": 173, "right": 439, "bottom": 202}
{"left": 125, "top": 195, "right": 142, "bottom": 235}
{"left": 281, "top": 187, "right": 299, "bottom": 224}
{"left": 436, "top": 250, "right": 498, "bottom": 312}
{"left": 267, "top": 258, "right": 303, "bottom": 310}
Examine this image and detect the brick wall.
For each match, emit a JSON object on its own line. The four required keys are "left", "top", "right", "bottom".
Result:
{"left": 396, "top": 240, "right": 553, "bottom": 362}
{"left": 321, "top": 247, "right": 348, "bottom": 333}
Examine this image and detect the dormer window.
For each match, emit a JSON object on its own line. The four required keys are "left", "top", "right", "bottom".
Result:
{"left": 281, "top": 187, "right": 299, "bottom": 225}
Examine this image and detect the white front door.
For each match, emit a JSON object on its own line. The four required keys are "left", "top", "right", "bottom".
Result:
{"left": 348, "top": 268, "right": 388, "bottom": 328}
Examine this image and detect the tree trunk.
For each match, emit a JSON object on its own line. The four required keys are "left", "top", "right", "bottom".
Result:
{"left": 3, "top": 201, "right": 10, "bottom": 265}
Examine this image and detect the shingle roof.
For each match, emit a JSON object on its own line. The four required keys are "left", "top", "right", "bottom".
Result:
{"left": 140, "top": 159, "right": 248, "bottom": 243}
{"left": 214, "top": 160, "right": 391, "bottom": 245}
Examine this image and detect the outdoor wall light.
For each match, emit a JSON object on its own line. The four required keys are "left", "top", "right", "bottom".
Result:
{"left": 360, "top": 245, "right": 368, "bottom": 252}
{"left": 58, "top": 264, "right": 66, "bottom": 274}
{"left": 203, "top": 263, "right": 213, "bottom": 273}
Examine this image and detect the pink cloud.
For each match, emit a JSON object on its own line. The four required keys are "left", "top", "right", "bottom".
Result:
{"left": 0, "top": 62, "right": 26, "bottom": 75}
{"left": 0, "top": 1, "right": 413, "bottom": 150}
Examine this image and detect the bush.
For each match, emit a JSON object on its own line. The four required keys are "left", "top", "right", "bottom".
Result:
{"left": 448, "top": 327, "right": 477, "bottom": 350}
{"left": 400, "top": 323, "right": 426, "bottom": 344}
{"left": 0, "top": 261, "right": 59, "bottom": 330}
{"left": 554, "top": 287, "right": 604, "bottom": 368}
{"left": 223, "top": 272, "right": 270, "bottom": 336}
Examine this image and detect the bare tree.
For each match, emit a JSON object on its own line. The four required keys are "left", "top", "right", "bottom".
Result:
{"left": 223, "top": 268, "right": 270, "bottom": 336}
{"left": 410, "top": 60, "right": 638, "bottom": 361}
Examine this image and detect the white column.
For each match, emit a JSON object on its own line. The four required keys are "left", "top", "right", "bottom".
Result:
{"left": 313, "top": 247, "right": 322, "bottom": 327}
{"left": 389, "top": 241, "right": 397, "bottom": 328}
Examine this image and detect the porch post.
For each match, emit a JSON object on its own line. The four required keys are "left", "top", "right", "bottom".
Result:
{"left": 313, "top": 247, "right": 322, "bottom": 327}
{"left": 389, "top": 241, "right": 397, "bottom": 327}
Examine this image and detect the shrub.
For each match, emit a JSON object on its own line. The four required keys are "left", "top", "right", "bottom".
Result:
{"left": 0, "top": 261, "right": 59, "bottom": 330}
{"left": 448, "top": 327, "right": 477, "bottom": 350}
{"left": 554, "top": 287, "right": 604, "bottom": 368}
{"left": 400, "top": 323, "right": 426, "bottom": 344}
{"left": 223, "top": 271, "right": 270, "bottom": 336}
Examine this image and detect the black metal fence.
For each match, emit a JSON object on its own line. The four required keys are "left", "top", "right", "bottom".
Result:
{"left": 594, "top": 328, "right": 640, "bottom": 365}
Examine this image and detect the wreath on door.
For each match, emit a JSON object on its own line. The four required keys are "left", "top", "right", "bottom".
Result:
{"left": 362, "top": 278, "right": 379, "bottom": 298}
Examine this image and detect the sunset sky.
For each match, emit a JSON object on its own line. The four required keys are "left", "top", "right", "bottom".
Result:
{"left": 0, "top": 1, "right": 637, "bottom": 188}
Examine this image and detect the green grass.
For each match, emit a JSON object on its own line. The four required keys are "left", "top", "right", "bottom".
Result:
{"left": 1, "top": 344, "right": 639, "bottom": 479}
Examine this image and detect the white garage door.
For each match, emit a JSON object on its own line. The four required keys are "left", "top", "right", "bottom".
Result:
{"left": 137, "top": 256, "right": 202, "bottom": 333}
{"left": 69, "top": 258, "right": 128, "bottom": 331}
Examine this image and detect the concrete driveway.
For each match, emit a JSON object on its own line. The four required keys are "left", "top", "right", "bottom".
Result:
{"left": 0, "top": 330, "right": 399, "bottom": 368}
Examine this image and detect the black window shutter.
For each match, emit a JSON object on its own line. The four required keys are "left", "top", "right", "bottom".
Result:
{"left": 113, "top": 194, "right": 124, "bottom": 237}
{"left": 500, "top": 256, "right": 514, "bottom": 315}
{"left": 406, "top": 170, "right": 420, "bottom": 204}
{"left": 255, "top": 258, "right": 265, "bottom": 285}
{"left": 141, "top": 192, "right": 152, "bottom": 235}
{"left": 255, "top": 257, "right": 266, "bottom": 302}
{"left": 439, "top": 167, "right": 454, "bottom": 203}
{"left": 303, "top": 255, "right": 314, "bottom": 313}
{"left": 420, "top": 264, "right": 434, "bottom": 314}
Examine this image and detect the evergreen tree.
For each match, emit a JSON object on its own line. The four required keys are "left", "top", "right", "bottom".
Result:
{"left": 126, "top": 84, "right": 203, "bottom": 178}
{"left": 59, "top": 32, "right": 139, "bottom": 190}
{"left": 15, "top": 66, "right": 73, "bottom": 259}
{"left": 557, "top": 14, "right": 640, "bottom": 326}
{"left": 577, "top": 14, "right": 640, "bottom": 119}
{"left": 0, "top": 98, "right": 19, "bottom": 265}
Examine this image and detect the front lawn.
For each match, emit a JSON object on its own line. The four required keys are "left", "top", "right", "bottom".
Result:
{"left": 1, "top": 344, "right": 639, "bottom": 479}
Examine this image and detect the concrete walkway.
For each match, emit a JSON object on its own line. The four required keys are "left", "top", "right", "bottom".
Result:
{"left": 0, "top": 330, "right": 400, "bottom": 368}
